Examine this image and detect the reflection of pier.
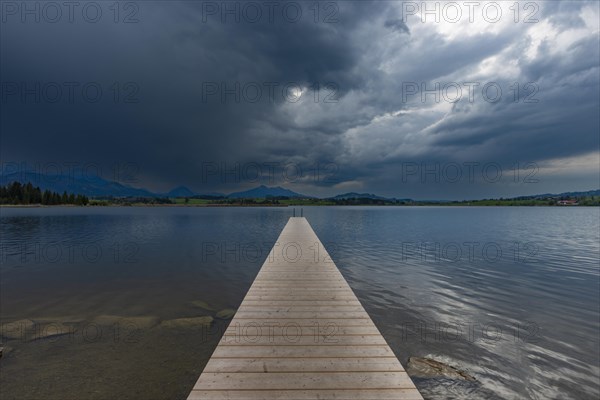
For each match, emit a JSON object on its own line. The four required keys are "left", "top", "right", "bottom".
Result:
{"left": 188, "top": 217, "right": 423, "bottom": 399}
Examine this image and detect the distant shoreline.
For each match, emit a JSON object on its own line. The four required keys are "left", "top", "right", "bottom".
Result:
{"left": 1, "top": 203, "right": 598, "bottom": 208}
{"left": 0, "top": 203, "right": 289, "bottom": 208}
{"left": 3, "top": 181, "right": 599, "bottom": 207}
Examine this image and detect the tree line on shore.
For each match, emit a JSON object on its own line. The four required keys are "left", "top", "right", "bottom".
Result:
{"left": 0, "top": 182, "right": 89, "bottom": 205}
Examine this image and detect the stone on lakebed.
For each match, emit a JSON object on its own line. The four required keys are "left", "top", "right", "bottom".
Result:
{"left": 31, "top": 322, "right": 74, "bottom": 341}
{"left": 190, "top": 301, "right": 216, "bottom": 311}
{"left": 91, "top": 315, "right": 160, "bottom": 330}
{"left": 406, "top": 357, "right": 476, "bottom": 381}
{"left": 160, "top": 316, "right": 214, "bottom": 329}
{"left": 1, "top": 319, "right": 75, "bottom": 341}
{"left": 215, "top": 309, "right": 236, "bottom": 320}
{"left": 1, "top": 319, "right": 35, "bottom": 340}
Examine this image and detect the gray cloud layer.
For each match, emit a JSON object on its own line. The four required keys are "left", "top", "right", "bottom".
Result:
{"left": 2, "top": 1, "right": 598, "bottom": 199}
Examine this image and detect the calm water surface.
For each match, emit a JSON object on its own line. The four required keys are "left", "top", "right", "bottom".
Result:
{"left": 1, "top": 206, "right": 598, "bottom": 399}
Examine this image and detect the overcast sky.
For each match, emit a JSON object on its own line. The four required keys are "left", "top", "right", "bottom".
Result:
{"left": 2, "top": 0, "right": 599, "bottom": 199}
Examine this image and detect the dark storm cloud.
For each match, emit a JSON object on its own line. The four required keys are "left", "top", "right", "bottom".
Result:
{"left": 1, "top": 1, "right": 390, "bottom": 188}
{"left": 1, "top": 1, "right": 599, "bottom": 198}
{"left": 384, "top": 18, "right": 410, "bottom": 35}
{"left": 1, "top": 1, "right": 372, "bottom": 188}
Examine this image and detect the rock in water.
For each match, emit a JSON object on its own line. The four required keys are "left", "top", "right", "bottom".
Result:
{"left": 407, "top": 357, "right": 476, "bottom": 381}
{"left": 0, "top": 345, "right": 12, "bottom": 358}
{"left": 31, "top": 323, "right": 74, "bottom": 341}
{"left": 215, "top": 309, "right": 236, "bottom": 320}
{"left": 1, "top": 319, "right": 75, "bottom": 341}
{"left": 33, "top": 316, "right": 85, "bottom": 324}
{"left": 190, "top": 301, "right": 215, "bottom": 311}
{"left": 92, "top": 315, "right": 160, "bottom": 330}
{"left": 160, "top": 316, "right": 214, "bottom": 329}
{"left": 1, "top": 319, "right": 35, "bottom": 340}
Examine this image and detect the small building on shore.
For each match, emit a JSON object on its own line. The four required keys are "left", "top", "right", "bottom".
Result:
{"left": 557, "top": 199, "right": 578, "bottom": 205}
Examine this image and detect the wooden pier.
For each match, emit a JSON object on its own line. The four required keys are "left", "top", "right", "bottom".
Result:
{"left": 188, "top": 217, "right": 423, "bottom": 399}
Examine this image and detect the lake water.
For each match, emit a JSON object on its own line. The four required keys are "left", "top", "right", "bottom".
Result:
{"left": 1, "top": 206, "right": 598, "bottom": 399}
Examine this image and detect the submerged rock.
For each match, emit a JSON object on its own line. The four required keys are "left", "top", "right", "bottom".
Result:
{"left": 1, "top": 319, "right": 75, "bottom": 341}
{"left": 33, "top": 316, "right": 85, "bottom": 324}
{"left": 31, "top": 322, "right": 74, "bottom": 341}
{"left": 190, "top": 301, "right": 215, "bottom": 311}
{"left": 92, "top": 315, "right": 160, "bottom": 330}
{"left": 0, "top": 345, "right": 12, "bottom": 358}
{"left": 160, "top": 316, "right": 214, "bottom": 329}
{"left": 407, "top": 357, "right": 476, "bottom": 381}
{"left": 215, "top": 309, "right": 236, "bottom": 320}
{"left": 1, "top": 319, "right": 35, "bottom": 340}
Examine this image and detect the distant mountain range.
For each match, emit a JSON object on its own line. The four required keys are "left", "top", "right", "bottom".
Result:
{"left": 1, "top": 172, "right": 597, "bottom": 201}
{"left": 165, "top": 185, "right": 197, "bottom": 198}
{"left": 0, "top": 172, "right": 156, "bottom": 198}
{"left": 161, "top": 184, "right": 306, "bottom": 199}
{"left": 516, "top": 190, "right": 600, "bottom": 199}
{"left": 227, "top": 185, "right": 307, "bottom": 199}
{"left": 330, "top": 192, "right": 389, "bottom": 200}
{"left": 165, "top": 186, "right": 223, "bottom": 198}
{"left": 0, "top": 173, "right": 226, "bottom": 198}
{"left": 0, "top": 173, "right": 305, "bottom": 199}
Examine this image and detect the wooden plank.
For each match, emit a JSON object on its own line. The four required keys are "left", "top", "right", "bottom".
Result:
{"left": 224, "top": 324, "right": 382, "bottom": 336}
{"left": 202, "top": 357, "right": 405, "bottom": 373}
{"left": 256, "top": 273, "right": 344, "bottom": 277}
{"left": 233, "top": 311, "right": 371, "bottom": 319}
{"left": 189, "top": 389, "right": 423, "bottom": 400}
{"left": 239, "top": 300, "right": 362, "bottom": 306}
{"left": 249, "top": 285, "right": 352, "bottom": 289}
{"left": 246, "top": 291, "right": 355, "bottom": 296}
{"left": 253, "top": 279, "right": 347, "bottom": 282}
{"left": 218, "top": 318, "right": 377, "bottom": 327}
{"left": 187, "top": 217, "right": 423, "bottom": 399}
{"left": 220, "top": 335, "right": 387, "bottom": 346}
{"left": 194, "top": 372, "right": 416, "bottom": 390}
{"left": 209, "top": 345, "right": 395, "bottom": 358}
{"left": 237, "top": 306, "right": 366, "bottom": 312}
{"left": 243, "top": 295, "right": 359, "bottom": 301}
{"left": 259, "top": 267, "right": 339, "bottom": 273}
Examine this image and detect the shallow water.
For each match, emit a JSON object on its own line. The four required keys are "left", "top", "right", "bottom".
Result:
{"left": 1, "top": 206, "right": 598, "bottom": 399}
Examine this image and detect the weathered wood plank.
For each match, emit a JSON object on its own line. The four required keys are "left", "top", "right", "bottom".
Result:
{"left": 233, "top": 311, "right": 371, "bottom": 319}
{"left": 209, "top": 346, "right": 396, "bottom": 360}
{"left": 256, "top": 273, "right": 344, "bottom": 278}
{"left": 224, "top": 324, "right": 381, "bottom": 337}
{"left": 240, "top": 300, "right": 362, "bottom": 306}
{"left": 194, "top": 371, "right": 416, "bottom": 390}
{"left": 220, "top": 335, "right": 387, "bottom": 346}
{"left": 243, "top": 295, "right": 359, "bottom": 301}
{"left": 189, "top": 389, "right": 424, "bottom": 400}
{"left": 202, "top": 357, "right": 405, "bottom": 373}
{"left": 237, "top": 306, "right": 366, "bottom": 312}
{"left": 218, "top": 318, "right": 377, "bottom": 327}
